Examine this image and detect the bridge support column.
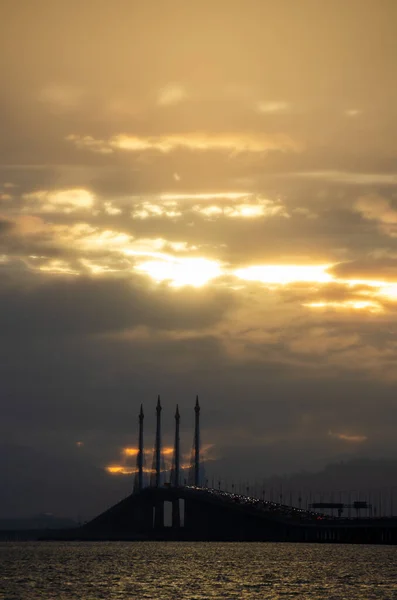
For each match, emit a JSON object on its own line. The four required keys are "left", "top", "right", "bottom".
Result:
{"left": 154, "top": 501, "right": 164, "bottom": 529}
{"left": 133, "top": 499, "right": 154, "bottom": 532}
{"left": 144, "top": 504, "right": 153, "bottom": 531}
{"left": 172, "top": 499, "right": 180, "bottom": 528}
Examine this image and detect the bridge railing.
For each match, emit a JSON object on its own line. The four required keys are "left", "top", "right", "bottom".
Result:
{"left": 185, "top": 486, "right": 329, "bottom": 522}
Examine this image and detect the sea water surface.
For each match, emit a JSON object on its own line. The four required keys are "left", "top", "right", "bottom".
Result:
{"left": 0, "top": 541, "right": 396, "bottom": 599}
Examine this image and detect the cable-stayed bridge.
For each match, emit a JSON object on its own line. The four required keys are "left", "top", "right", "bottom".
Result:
{"left": 47, "top": 398, "right": 397, "bottom": 544}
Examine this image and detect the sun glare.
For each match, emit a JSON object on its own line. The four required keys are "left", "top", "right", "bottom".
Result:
{"left": 31, "top": 216, "right": 397, "bottom": 309}
{"left": 224, "top": 204, "right": 270, "bottom": 218}
{"left": 234, "top": 264, "right": 333, "bottom": 285}
{"left": 304, "top": 300, "right": 383, "bottom": 313}
{"left": 135, "top": 256, "right": 222, "bottom": 287}
{"left": 160, "top": 192, "right": 251, "bottom": 201}
{"left": 378, "top": 284, "right": 397, "bottom": 301}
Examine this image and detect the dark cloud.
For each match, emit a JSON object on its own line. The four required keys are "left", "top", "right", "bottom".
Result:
{"left": 0, "top": 274, "right": 235, "bottom": 337}
{"left": 0, "top": 216, "right": 14, "bottom": 235}
{"left": 331, "top": 259, "right": 397, "bottom": 280}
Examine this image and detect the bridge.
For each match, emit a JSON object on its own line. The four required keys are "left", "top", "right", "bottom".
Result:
{"left": 60, "top": 485, "right": 397, "bottom": 544}
{"left": 52, "top": 399, "right": 397, "bottom": 544}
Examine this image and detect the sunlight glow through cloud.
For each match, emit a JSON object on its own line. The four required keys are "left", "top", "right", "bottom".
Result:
{"left": 106, "top": 444, "right": 216, "bottom": 476}
{"left": 224, "top": 203, "right": 287, "bottom": 218}
{"left": 303, "top": 300, "right": 383, "bottom": 313}
{"left": 23, "top": 188, "right": 95, "bottom": 213}
{"left": 234, "top": 264, "right": 333, "bottom": 285}
{"left": 38, "top": 259, "right": 80, "bottom": 275}
{"left": 160, "top": 192, "right": 252, "bottom": 201}
{"left": 131, "top": 201, "right": 182, "bottom": 219}
{"left": 19, "top": 213, "right": 397, "bottom": 307}
{"left": 135, "top": 257, "right": 223, "bottom": 287}
{"left": 67, "top": 132, "right": 300, "bottom": 154}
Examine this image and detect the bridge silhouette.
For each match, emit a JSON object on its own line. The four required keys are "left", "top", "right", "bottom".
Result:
{"left": 56, "top": 399, "right": 397, "bottom": 544}
{"left": 71, "top": 485, "right": 396, "bottom": 543}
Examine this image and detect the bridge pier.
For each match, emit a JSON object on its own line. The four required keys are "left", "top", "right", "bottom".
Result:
{"left": 154, "top": 501, "right": 164, "bottom": 529}
{"left": 136, "top": 502, "right": 154, "bottom": 532}
{"left": 172, "top": 499, "right": 181, "bottom": 528}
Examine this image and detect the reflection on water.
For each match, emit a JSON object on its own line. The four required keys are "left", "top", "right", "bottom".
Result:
{"left": 0, "top": 541, "right": 396, "bottom": 599}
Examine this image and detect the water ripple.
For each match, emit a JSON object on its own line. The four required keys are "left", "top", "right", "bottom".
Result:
{"left": 0, "top": 542, "right": 396, "bottom": 599}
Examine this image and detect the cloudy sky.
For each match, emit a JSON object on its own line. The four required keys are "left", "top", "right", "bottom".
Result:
{"left": 1, "top": 0, "right": 397, "bottom": 518}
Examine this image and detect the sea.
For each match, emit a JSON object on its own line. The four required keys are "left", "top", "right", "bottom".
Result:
{"left": 0, "top": 541, "right": 396, "bottom": 599}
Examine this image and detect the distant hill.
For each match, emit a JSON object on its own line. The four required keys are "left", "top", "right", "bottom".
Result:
{"left": 256, "top": 458, "right": 397, "bottom": 516}
{"left": 263, "top": 457, "right": 397, "bottom": 492}
{"left": 0, "top": 514, "right": 77, "bottom": 531}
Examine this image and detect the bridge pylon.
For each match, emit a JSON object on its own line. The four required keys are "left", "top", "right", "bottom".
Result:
{"left": 150, "top": 395, "right": 163, "bottom": 487}
{"left": 133, "top": 404, "right": 144, "bottom": 492}
{"left": 170, "top": 404, "right": 181, "bottom": 487}
{"left": 188, "top": 396, "right": 202, "bottom": 486}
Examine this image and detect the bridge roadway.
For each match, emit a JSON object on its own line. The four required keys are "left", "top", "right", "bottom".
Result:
{"left": 53, "top": 486, "right": 397, "bottom": 544}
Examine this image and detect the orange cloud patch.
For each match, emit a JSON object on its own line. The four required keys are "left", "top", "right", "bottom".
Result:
{"left": 106, "top": 465, "right": 137, "bottom": 475}
{"left": 328, "top": 431, "right": 367, "bottom": 443}
{"left": 106, "top": 444, "right": 215, "bottom": 476}
{"left": 122, "top": 447, "right": 139, "bottom": 457}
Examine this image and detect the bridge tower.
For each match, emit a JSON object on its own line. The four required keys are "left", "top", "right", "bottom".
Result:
{"left": 149, "top": 395, "right": 164, "bottom": 528}
{"left": 194, "top": 395, "right": 200, "bottom": 486}
{"left": 155, "top": 395, "right": 162, "bottom": 487}
{"left": 134, "top": 404, "right": 144, "bottom": 492}
{"left": 170, "top": 404, "right": 181, "bottom": 487}
{"left": 171, "top": 404, "right": 182, "bottom": 527}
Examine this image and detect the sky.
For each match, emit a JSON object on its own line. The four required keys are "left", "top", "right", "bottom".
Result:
{"left": 1, "top": 0, "right": 397, "bottom": 518}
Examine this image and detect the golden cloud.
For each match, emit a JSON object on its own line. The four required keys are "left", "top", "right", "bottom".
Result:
{"left": 160, "top": 192, "right": 251, "bottom": 201}
{"left": 157, "top": 82, "right": 188, "bottom": 106}
{"left": 65, "top": 135, "right": 114, "bottom": 154}
{"left": 103, "top": 202, "right": 122, "bottom": 215}
{"left": 12, "top": 193, "right": 397, "bottom": 310}
{"left": 293, "top": 172, "right": 397, "bottom": 185}
{"left": 51, "top": 223, "right": 195, "bottom": 259}
{"left": 129, "top": 193, "right": 288, "bottom": 221}
{"left": 256, "top": 100, "right": 291, "bottom": 114}
{"left": 131, "top": 201, "right": 182, "bottom": 220}
{"left": 234, "top": 264, "right": 333, "bottom": 285}
{"left": 38, "top": 259, "right": 80, "bottom": 275}
{"left": 303, "top": 300, "right": 383, "bottom": 313}
{"left": 192, "top": 197, "right": 289, "bottom": 219}
{"left": 354, "top": 193, "right": 397, "bottom": 237}
{"left": 23, "top": 188, "right": 95, "bottom": 213}
{"left": 67, "top": 132, "right": 301, "bottom": 155}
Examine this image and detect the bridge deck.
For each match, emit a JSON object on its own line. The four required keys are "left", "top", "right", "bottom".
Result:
{"left": 48, "top": 486, "right": 397, "bottom": 543}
